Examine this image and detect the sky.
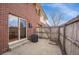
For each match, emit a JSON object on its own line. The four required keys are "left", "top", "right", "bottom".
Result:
{"left": 41, "top": 3, "right": 79, "bottom": 26}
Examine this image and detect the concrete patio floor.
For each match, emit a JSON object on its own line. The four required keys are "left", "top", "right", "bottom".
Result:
{"left": 3, "top": 39, "right": 62, "bottom": 55}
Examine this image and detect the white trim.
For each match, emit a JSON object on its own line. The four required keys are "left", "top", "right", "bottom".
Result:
{"left": 18, "top": 18, "right": 20, "bottom": 40}
{"left": 8, "top": 14, "right": 9, "bottom": 44}
{"left": 26, "top": 19, "right": 28, "bottom": 38}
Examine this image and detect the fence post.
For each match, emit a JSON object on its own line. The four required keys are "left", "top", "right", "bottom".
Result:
{"left": 50, "top": 27, "right": 51, "bottom": 40}
{"left": 62, "top": 25, "right": 66, "bottom": 54}
{"left": 58, "top": 27, "right": 60, "bottom": 42}
{"left": 40, "top": 25, "right": 42, "bottom": 38}
{"left": 58, "top": 26, "right": 64, "bottom": 53}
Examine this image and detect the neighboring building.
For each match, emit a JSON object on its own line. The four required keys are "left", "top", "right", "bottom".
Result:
{"left": 35, "top": 3, "right": 48, "bottom": 28}
{"left": 35, "top": 3, "right": 48, "bottom": 27}
{"left": 0, "top": 3, "right": 48, "bottom": 54}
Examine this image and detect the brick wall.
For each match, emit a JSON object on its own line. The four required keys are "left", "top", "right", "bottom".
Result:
{"left": 26, "top": 4, "right": 40, "bottom": 36}
{"left": 0, "top": 3, "right": 40, "bottom": 54}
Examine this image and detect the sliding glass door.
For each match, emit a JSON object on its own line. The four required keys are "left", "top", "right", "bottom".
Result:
{"left": 8, "top": 14, "right": 27, "bottom": 42}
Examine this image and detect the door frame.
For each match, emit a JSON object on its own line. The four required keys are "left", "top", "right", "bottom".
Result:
{"left": 8, "top": 14, "right": 27, "bottom": 44}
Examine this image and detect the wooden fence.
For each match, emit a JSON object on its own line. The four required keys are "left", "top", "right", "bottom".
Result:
{"left": 36, "top": 27, "right": 58, "bottom": 42}
{"left": 36, "top": 16, "right": 79, "bottom": 55}
{"left": 59, "top": 21, "right": 79, "bottom": 55}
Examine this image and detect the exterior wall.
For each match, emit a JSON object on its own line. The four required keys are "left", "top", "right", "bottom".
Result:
{"left": 26, "top": 4, "right": 40, "bottom": 36}
{"left": 0, "top": 3, "right": 40, "bottom": 54}
{"left": 0, "top": 4, "right": 9, "bottom": 54}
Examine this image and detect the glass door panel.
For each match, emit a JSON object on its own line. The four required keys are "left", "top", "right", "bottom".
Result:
{"left": 20, "top": 19, "right": 26, "bottom": 39}
{"left": 8, "top": 14, "right": 19, "bottom": 42}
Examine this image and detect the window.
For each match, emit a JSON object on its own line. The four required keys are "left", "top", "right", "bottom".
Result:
{"left": 28, "top": 22, "right": 32, "bottom": 28}
{"left": 35, "top": 8, "right": 37, "bottom": 14}
{"left": 38, "top": 9, "right": 40, "bottom": 16}
{"left": 30, "top": 23, "right": 32, "bottom": 28}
